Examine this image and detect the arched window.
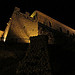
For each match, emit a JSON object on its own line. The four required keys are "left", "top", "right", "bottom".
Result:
{"left": 60, "top": 27, "right": 62, "bottom": 32}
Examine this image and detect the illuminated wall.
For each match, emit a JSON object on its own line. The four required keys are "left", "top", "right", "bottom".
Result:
{"left": 0, "top": 30, "right": 4, "bottom": 41}
{"left": 6, "top": 7, "right": 38, "bottom": 43}
{"left": 1, "top": 7, "right": 75, "bottom": 44}
{"left": 31, "top": 11, "right": 75, "bottom": 36}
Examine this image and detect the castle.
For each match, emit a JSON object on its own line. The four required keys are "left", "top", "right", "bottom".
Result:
{"left": 0, "top": 7, "right": 74, "bottom": 75}
{"left": 0, "top": 7, "right": 75, "bottom": 44}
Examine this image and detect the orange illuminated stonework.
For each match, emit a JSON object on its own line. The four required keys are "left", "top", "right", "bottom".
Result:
{"left": 0, "top": 7, "right": 75, "bottom": 44}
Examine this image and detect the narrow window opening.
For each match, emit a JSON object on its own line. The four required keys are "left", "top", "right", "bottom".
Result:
{"left": 60, "top": 27, "right": 62, "bottom": 32}
{"left": 49, "top": 21, "right": 52, "bottom": 27}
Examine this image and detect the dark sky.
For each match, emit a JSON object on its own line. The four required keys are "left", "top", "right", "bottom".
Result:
{"left": 0, "top": 0, "right": 75, "bottom": 30}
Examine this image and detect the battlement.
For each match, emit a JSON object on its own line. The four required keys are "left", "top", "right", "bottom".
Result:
{"left": 31, "top": 10, "right": 75, "bottom": 36}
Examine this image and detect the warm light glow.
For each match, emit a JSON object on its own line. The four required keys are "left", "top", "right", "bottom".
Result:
{"left": 3, "top": 22, "right": 11, "bottom": 42}
{"left": 3, "top": 38, "right": 6, "bottom": 42}
{"left": 10, "top": 18, "right": 12, "bottom": 20}
{"left": 8, "top": 16, "right": 38, "bottom": 43}
{"left": 30, "top": 11, "right": 36, "bottom": 18}
{"left": 0, "top": 31, "right": 4, "bottom": 37}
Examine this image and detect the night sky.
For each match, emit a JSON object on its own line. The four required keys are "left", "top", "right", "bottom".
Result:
{"left": 0, "top": 0, "right": 75, "bottom": 30}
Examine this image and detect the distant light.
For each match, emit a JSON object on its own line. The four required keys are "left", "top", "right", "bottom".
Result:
{"left": 3, "top": 38, "right": 6, "bottom": 42}
{"left": 10, "top": 18, "right": 12, "bottom": 20}
{"left": 7, "top": 23, "right": 8, "bottom": 25}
